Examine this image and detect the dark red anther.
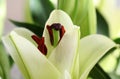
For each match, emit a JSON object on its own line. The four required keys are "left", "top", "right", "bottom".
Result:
{"left": 32, "top": 35, "right": 47, "bottom": 55}
{"left": 47, "top": 23, "right": 66, "bottom": 46}
{"left": 60, "top": 26, "right": 65, "bottom": 40}
{"left": 51, "top": 23, "right": 62, "bottom": 30}
{"left": 47, "top": 25, "right": 54, "bottom": 45}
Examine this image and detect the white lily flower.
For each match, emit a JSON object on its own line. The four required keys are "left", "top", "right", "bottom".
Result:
{"left": 2, "top": 10, "right": 115, "bottom": 79}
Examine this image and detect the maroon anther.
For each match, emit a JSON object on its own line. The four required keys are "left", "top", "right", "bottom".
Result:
{"left": 51, "top": 23, "right": 62, "bottom": 30}
{"left": 47, "top": 26, "right": 54, "bottom": 45}
{"left": 47, "top": 23, "right": 66, "bottom": 45}
{"left": 32, "top": 35, "right": 47, "bottom": 55}
{"left": 60, "top": 26, "right": 65, "bottom": 40}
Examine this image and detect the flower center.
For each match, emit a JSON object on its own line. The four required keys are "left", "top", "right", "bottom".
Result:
{"left": 31, "top": 23, "right": 65, "bottom": 55}
{"left": 47, "top": 23, "right": 65, "bottom": 47}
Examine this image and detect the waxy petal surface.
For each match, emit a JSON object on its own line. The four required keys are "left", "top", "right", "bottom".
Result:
{"left": 48, "top": 26, "right": 80, "bottom": 74}
{"left": 13, "top": 28, "right": 36, "bottom": 45}
{"left": 78, "top": 34, "right": 116, "bottom": 79}
{"left": 43, "top": 10, "right": 74, "bottom": 57}
{"left": 2, "top": 31, "right": 60, "bottom": 79}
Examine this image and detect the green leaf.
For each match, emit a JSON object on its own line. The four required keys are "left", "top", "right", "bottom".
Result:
{"left": 89, "top": 64, "right": 111, "bottom": 79}
{"left": 30, "top": 0, "right": 54, "bottom": 26}
{"left": 10, "top": 20, "right": 44, "bottom": 37}
{"left": 0, "top": 42, "right": 10, "bottom": 79}
{"left": 114, "top": 38, "right": 120, "bottom": 44}
{"left": 58, "top": 0, "right": 96, "bottom": 38}
{"left": 78, "top": 34, "right": 116, "bottom": 79}
{"left": 8, "top": 55, "right": 14, "bottom": 67}
{"left": 96, "top": 9, "right": 109, "bottom": 37}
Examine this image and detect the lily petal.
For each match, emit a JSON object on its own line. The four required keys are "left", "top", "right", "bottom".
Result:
{"left": 48, "top": 26, "right": 80, "bottom": 74}
{"left": 78, "top": 34, "right": 116, "bottom": 79}
{"left": 45, "top": 10, "right": 74, "bottom": 31}
{"left": 43, "top": 10, "right": 74, "bottom": 57}
{"left": 59, "top": 70, "right": 71, "bottom": 79}
{"left": 2, "top": 31, "right": 61, "bottom": 79}
{"left": 12, "top": 28, "right": 36, "bottom": 45}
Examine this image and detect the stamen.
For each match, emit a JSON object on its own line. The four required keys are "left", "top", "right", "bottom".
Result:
{"left": 60, "top": 26, "right": 65, "bottom": 40}
{"left": 51, "top": 23, "right": 62, "bottom": 30}
{"left": 47, "top": 23, "right": 66, "bottom": 46}
{"left": 32, "top": 35, "right": 47, "bottom": 55}
{"left": 47, "top": 25, "right": 54, "bottom": 45}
